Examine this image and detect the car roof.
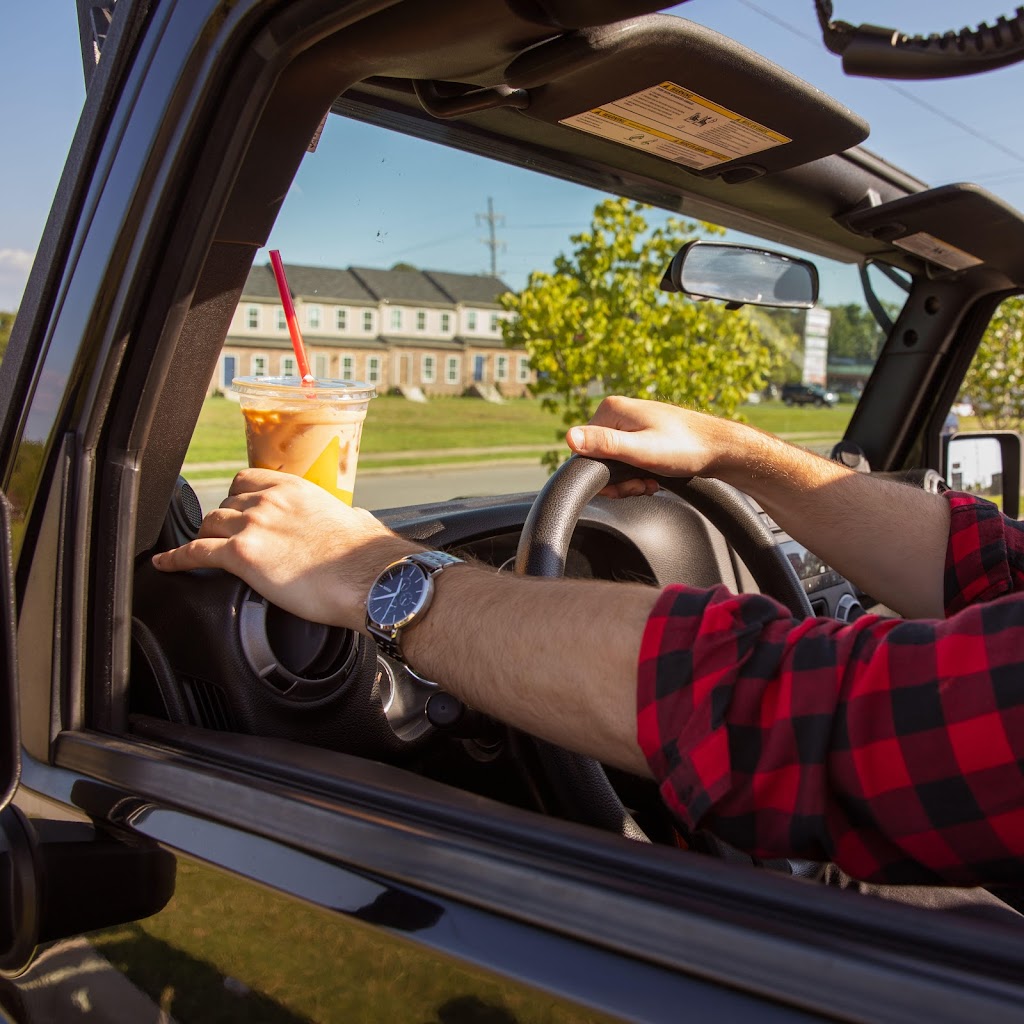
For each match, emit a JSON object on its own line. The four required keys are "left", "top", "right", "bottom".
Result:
{"left": 307, "top": 1, "right": 1024, "bottom": 289}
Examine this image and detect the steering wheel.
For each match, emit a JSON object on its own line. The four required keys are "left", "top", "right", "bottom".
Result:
{"left": 514, "top": 454, "right": 813, "bottom": 842}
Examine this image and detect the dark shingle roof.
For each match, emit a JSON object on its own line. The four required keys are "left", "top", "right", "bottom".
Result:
{"left": 241, "top": 261, "right": 512, "bottom": 306}
{"left": 241, "top": 263, "right": 376, "bottom": 303}
{"left": 424, "top": 270, "right": 512, "bottom": 305}
{"left": 350, "top": 266, "right": 450, "bottom": 305}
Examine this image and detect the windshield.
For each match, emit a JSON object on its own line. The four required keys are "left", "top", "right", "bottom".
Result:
{"left": 185, "top": 116, "right": 910, "bottom": 511}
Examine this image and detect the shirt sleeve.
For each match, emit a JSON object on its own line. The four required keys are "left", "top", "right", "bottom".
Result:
{"left": 944, "top": 490, "right": 1024, "bottom": 613}
{"left": 638, "top": 497, "right": 1024, "bottom": 885}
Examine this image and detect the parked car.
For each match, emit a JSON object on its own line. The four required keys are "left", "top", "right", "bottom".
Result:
{"left": 781, "top": 383, "right": 838, "bottom": 407}
{"left": 3, "top": 2, "right": 1024, "bottom": 1021}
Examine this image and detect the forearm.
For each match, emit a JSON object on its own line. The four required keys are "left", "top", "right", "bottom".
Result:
{"left": 396, "top": 566, "right": 658, "bottom": 776}
{"left": 709, "top": 422, "right": 950, "bottom": 619}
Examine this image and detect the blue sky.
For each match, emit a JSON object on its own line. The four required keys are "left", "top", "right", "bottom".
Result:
{"left": 3, "top": 1, "right": 1024, "bottom": 309}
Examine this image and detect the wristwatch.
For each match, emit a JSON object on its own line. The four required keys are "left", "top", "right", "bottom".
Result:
{"left": 366, "top": 550, "right": 464, "bottom": 663}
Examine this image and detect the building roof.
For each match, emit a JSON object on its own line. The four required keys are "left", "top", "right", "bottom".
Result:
{"left": 423, "top": 270, "right": 512, "bottom": 305}
{"left": 350, "top": 266, "right": 451, "bottom": 305}
{"left": 240, "top": 261, "right": 512, "bottom": 307}
{"left": 240, "top": 263, "right": 377, "bottom": 304}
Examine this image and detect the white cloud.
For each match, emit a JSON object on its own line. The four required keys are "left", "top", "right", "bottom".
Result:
{"left": 0, "top": 248, "right": 35, "bottom": 310}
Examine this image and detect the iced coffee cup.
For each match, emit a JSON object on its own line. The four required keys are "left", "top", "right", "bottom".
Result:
{"left": 231, "top": 376, "right": 375, "bottom": 505}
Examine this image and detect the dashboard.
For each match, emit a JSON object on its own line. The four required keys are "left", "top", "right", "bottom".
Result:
{"left": 133, "top": 478, "right": 867, "bottom": 763}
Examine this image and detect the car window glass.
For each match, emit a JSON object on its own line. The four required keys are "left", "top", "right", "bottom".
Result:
{"left": 945, "top": 293, "right": 1024, "bottom": 511}
{"left": 183, "top": 117, "right": 909, "bottom": 512}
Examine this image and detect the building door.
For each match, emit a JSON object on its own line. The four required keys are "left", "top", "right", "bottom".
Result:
{"left": 400, "top": 354, "right": 412, "bottom": 385}
{"left": 222, "top": 354, "right": 237, "bottom": 389}
{"left": 473, "top": 355, "right": 486, "bottom": 382}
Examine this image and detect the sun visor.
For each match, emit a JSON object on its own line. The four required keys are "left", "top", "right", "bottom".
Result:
{"left": 505, "top": 15, "right": 869, "bottom": 183}
{"left": 839, "top": 183, "right": 1024, "bottom": 283}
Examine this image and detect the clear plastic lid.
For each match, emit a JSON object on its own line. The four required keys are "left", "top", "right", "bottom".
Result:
{"left": 231, "top": 376, "right": 376, "bottom": 403}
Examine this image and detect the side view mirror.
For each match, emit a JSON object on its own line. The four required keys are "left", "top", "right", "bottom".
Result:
{"left": 660, "top": 240, "right": 819, "bottom": 309}
{"left": 944, "top": 431, "right": 1022, "bottom": 520}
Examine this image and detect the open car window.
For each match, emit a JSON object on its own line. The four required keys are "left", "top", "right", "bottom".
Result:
{"left": 184, "top": 114, "right": 910, "bottom": 511}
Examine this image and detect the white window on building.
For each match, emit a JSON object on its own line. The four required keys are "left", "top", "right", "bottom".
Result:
{"left": 282, "top": 355, "right": 297, "bottom": 378}
{"left": 490, "top": 314, "right": 500, "bottom": 332}
{"left": 390, "top": 308, "right": 403, "bottom": 331}
{"left": 445, "top": 356, "right": 460, "bottom": 385}
{"left": 367, "top": 356, "right": 381, "bottom": 384}
{"left": 251, "top": 355, "right": 267, "bottom": 377}
{"left": 495, "top": 355, "right": 509, "bottom": 381}
{"left": 416, "top": 310, "right": 427, "bottom": 331}
{"left": 363, "top": 310, "right": 374, "bottom": 332}
{"left": 422, "top": 355, "right": 436, "bottom": 383}
{"left": 246, "top": 305, "right": 260, "bottom": 330}
{"left": 307, "top": 305, "right": 322, "bottom": 329}
{"left": 314, "top": 353, "right": 330, "bottom": 380}
{"left": 440, "top": 313, "right": 451, "bottom": 332}
{"left": 341, "top": 355, "right": 355, "bottom": 381}
{"left": 276, "top": 307, "right": 287, "bottom": 331}
{"left": 517, "top": 356, "right": 530, "bottom": 383}
{"left": 336, "top": 308, "right": 347, "bottom": 331}
{"left": 467, "top": 310, "right": 477, "bottom": 331}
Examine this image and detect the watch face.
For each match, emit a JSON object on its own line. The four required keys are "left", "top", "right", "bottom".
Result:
{"left": 368, "top": 561, "right": 431, "bottom": 629}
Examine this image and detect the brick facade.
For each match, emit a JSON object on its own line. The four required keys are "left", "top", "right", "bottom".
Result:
{"left": 212, "top": 262, "right": 534, "bottom": 398}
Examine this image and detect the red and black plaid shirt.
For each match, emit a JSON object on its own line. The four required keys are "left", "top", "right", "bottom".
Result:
{"left": 637, "top": 492, "right": 1024, "bottom": 885}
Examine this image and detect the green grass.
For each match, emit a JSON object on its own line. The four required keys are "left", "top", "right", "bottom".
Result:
{"left": 741, "top": 401, "right": 854, "bottom": 437}
{"left": 185, "top": 394, "right": 858, "bottom": 470}
{"left": 184, "top": 394, "right": 566, "bottom": 464}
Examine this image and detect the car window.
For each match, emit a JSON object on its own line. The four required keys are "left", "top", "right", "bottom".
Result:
{"left": 945, "top": 293, "right": 1024, "bottom": 512}
{"left": 184, "top": 116, "right": 909, "bottom": 511}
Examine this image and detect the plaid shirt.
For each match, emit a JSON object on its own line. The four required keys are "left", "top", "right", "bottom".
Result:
{"left": 637, "top": 492, "right": 1024, "bottom": 885}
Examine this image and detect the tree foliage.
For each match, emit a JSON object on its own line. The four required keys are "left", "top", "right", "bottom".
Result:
{"left": 827, "top": 303, "right": 884, "bottom": 363}
{"left": 501, "top": 199, "right": 779, "bottom": 467}
{"left": 0, "top": 310, "right": 14, "bottom": 365}
{"left": 962, "top": 296, "right": 1024, "bottom": 429}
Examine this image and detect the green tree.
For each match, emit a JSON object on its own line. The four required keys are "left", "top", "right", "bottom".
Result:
{"left": 827, "top": 303, "right": 883, "bottom": 363}
{"left": 962, "top": 295, "right": 1024, "bottom": 429}
{"left": 0, "top": 310, "right": 15, "bottom": 364}
{"left": 501, "top": 199, "right": 778, "bottom": 468}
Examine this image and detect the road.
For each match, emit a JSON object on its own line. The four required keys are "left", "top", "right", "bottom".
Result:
{"left": 190, "top": 460, "right": 551, "bottom": 514}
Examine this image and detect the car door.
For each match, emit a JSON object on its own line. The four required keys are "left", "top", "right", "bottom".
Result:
{"left": 4, "top": 1, "right": 1024, "bottom": 1021}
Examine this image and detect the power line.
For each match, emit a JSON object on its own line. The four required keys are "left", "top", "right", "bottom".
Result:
{"left": 735, "top": 0, "right": 1024, "bottom": 168}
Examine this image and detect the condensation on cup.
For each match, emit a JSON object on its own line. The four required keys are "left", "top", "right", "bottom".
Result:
{"left": 231, "top": 376, "right": 376, "bottom": 505}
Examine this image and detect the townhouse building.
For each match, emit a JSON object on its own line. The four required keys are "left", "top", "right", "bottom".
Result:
{"left": 213, "top": 262, "right": 534, "bottom": 398}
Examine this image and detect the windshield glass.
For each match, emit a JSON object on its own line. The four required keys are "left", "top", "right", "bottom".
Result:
{"left": 185, "top": 116, "right": 910, "bottom": 511}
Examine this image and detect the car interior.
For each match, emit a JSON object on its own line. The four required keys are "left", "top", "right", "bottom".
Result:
{"left": 70, "top": 0, "right": 1024, "bottom": 915}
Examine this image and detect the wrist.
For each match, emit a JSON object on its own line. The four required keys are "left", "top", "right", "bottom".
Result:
{"left": 343, "top": 536, "right": 427, "bottom": 633}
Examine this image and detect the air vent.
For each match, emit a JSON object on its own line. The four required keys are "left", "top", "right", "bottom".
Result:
{"left": 238, "top": 589, "right": 359, "bottom": 701}
{"left": 179, "top": 676, "right": 237, "bottom": 732}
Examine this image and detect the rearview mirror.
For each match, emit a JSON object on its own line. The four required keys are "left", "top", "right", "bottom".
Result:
{"left": 660, "top": 240, "right": 819, "bottom": 309}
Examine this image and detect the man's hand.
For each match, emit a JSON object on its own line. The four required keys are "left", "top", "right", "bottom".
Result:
{"left": 565, "top": 396, "right": 759, "bottom": 498}
{"left": 567, "top": 395, "right": 950, "bottom": 618}
{"left": 152, "top": 469, "right": 419, "bottom": 630}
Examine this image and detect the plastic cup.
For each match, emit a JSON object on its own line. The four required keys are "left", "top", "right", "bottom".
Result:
{"left": 231, "top": 376, "right": 375, "bottom": 505}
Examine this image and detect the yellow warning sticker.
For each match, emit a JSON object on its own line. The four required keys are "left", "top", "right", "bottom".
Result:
{"left": 560, "top": 81, "right": 790, "bottom": 170}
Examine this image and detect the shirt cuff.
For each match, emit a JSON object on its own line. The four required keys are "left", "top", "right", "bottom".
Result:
{"left": 943, "top": 490, "right": 1014, "bottom": 615}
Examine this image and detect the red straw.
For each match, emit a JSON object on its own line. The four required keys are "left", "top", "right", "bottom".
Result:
{"left": 268, "top": 250, "right": 314, "bottom": 382}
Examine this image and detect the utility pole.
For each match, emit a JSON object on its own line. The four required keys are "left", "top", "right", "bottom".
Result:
{"left": 476, "top": 197, "right": 506, "bottom": 278}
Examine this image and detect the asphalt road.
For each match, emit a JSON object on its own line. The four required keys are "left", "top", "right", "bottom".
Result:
{"left": 190, "top": 461, "right": 551, "bottom": 515}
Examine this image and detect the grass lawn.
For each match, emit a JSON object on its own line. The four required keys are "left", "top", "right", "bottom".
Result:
{"left": 184, "top": 394, "right": 567, "bottom": 464}
{"left": 184, "top": 394, "right": 858, "bottom": 467}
